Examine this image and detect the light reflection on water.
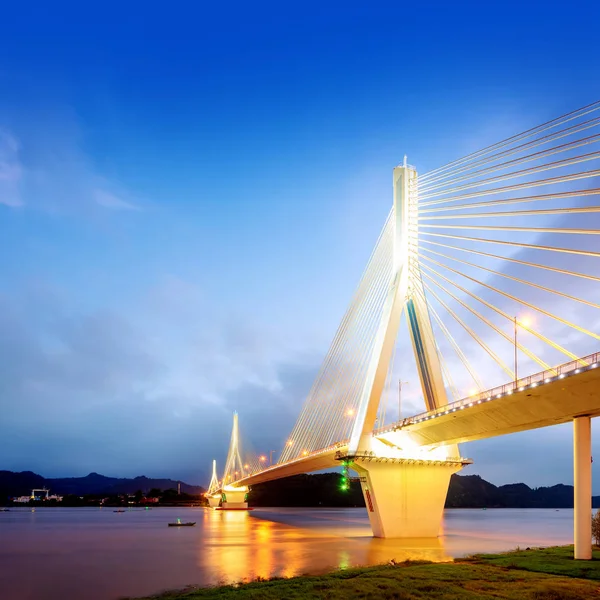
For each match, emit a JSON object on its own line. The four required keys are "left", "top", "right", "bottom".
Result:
{"left": 0, "top": 506, "right": 576, "bottom": 600}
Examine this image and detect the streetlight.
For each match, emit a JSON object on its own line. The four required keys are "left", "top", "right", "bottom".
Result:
{"left": 398, "top": 380, "right": 409, "bottom": 420}
{"left": 514, "top": 315, "right": 532, "bottom": 389}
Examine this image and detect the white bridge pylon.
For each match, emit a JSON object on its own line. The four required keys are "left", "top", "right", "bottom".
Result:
{"left": 349, "top": 164, "right": 452, "bottom": 455}
{"left": 221, "top": 411, "right": 249, "bottom": 509}
{"left": 205, "top": 460, "right": 221, "bottom": 508}
{"left": 342, "top": 165, "right": 466, "bottom": 538}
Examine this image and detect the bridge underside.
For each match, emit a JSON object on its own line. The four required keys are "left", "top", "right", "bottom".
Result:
{"left": 234, "top": 449, "right": 341, "bottom": 488}
{"left": 400, "top": 367, "right": 600, "bottom": 447}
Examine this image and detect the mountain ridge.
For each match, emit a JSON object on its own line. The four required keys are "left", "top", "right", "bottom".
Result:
{"left": 0, "top": 470, "right": 204, "bottom": 498}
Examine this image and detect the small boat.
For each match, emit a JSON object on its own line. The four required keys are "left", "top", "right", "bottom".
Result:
{"left": 113, "top": 510, "right": 126, "bottom": 513}
{"left": 0, "top": 508, "right": 10, "bottom": 512}
{"left": 168, "top": 518, "right": 196, "bottom": 527}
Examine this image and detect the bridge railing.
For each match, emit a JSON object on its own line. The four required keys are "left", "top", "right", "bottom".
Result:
{"left": 375, "top": 351, "right": 600, "bottom": 433}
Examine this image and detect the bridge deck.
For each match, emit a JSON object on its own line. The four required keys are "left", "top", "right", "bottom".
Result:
{"left": 386, "top": 352, "right": 600, "bottom": 446}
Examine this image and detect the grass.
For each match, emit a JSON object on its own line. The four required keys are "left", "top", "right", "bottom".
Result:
{"left": 467, "top": 545, "right": 600, "bottom": 580}
{"left": 130, "top": 546, "right": 600, "bottom": 600}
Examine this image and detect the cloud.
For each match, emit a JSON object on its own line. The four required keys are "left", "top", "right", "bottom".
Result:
{"left": 94, "top": 189, "right": 141, "bottom": 211}
{"left": 0, "top": 111, "right": 143, "bottom": 214}
{"left": 0, "top": 276, "right": 317, "bottom": 483}
{"left": 0, "top": 131, "right": 23, "bottom": 207}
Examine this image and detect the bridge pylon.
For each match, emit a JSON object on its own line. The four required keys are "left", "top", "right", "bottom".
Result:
{"left": 221, "top": 411, "right": 249, "bottom": 509}
{"left": 345, "top": 164, "right": 462, "bottom": 538}
{"left": 205, "top": 460, "right": 221, "bottom": 508}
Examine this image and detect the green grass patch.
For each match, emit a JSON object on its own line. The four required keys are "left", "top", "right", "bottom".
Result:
{"left": 130, "top": 546, "right": 600, "bottom": 600}
{"left": 467, "top": 545, "right": 600, "bottom": 580}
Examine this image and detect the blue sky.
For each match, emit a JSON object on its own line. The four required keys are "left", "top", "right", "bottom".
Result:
{"left": 1, "top": 1, "right": 600, "bottom": 489}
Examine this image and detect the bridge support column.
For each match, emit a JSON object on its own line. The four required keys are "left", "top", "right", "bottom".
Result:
{"left": 221, "top": 487, "right": 248, "bottom": 510}
{"left": 352, "top": 460, "right": 461, "bottom": 538}
{"left": 207, "top": 495, "right": 221, "bottom": 508}
{"left": 574, "top": 416, "right": 592, "bottom": 560}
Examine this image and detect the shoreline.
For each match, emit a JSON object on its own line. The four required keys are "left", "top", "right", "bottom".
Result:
{"left": 130, "top": 546, "right": 600, "bottom": 600}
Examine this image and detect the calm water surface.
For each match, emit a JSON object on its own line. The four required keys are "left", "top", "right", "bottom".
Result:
{"left": 0, "top": 506, "right": 578, "bottom": 600}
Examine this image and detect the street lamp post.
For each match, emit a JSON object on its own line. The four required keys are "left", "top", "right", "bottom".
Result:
{"left": 269, "top": 450, "right": 276, "bottom": 466}
{"left": 398, "top": 380, "right": 409, "bottom": 420}
{"left": 514, "top": 316, "right": 518, "bottom": 389}
{"left": 514, "top": 316, "right": 531, "bottom": 390}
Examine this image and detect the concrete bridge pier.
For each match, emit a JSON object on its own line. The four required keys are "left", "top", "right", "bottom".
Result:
{"left": 207, "top": 495, "right": 221, "bottom": 508}
{"left": 351, "top": 459, "right": 462, "bottom": 538}
{"left": 221, "top": 486, "right": 249, "bottom": 509}
{"left": 574, "top": 416, "right": 592, "bottom": 560}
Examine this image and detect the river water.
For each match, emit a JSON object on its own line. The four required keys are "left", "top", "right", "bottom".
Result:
{"left": 0, "top": 506, "right": 579, "bottom": 600}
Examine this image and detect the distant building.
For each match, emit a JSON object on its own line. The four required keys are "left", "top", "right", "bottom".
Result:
{"left": 141, "top": 497, "right": 160, "bottom": 504}
{"left": 12, "top": 493, "right": 62, "bottom": 503}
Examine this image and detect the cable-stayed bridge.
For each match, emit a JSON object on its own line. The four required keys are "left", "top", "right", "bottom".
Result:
{"left": 206, "top": 101, "right": 600, "bottom": 560}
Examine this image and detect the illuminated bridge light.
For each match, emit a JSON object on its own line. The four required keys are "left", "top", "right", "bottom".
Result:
{"left": 544, "top": 378, "right": 552, "bottom": 383}
{"left": 592, "top": 363, "right": 598, "bottom": 368}
{"left": 530, "top": 383, "right": 537, "bottom": 388}
{"left": 468, "top": 403, "right": 473, "bottom": 407}
{"left": 496, "top": 394, "right": 502, "bottom": 399}
{"left": 518, "top": 387, "right": 525, "bottom": 391}
{"left": 575, "top": 369, "right": 581, "bottom": 374}
{"left": 559, "top": 374, "right": 566, "bottom": 379}
{"left": 507, "top": 390, "right": 513, "bottom": 395}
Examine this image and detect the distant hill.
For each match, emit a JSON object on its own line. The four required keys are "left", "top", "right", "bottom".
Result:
{"left": 445, "top": 475, "right": 594, "bottom": 509}
{"left": 0, "top": 470, "right": 204, "bottom": 499}
{"left": 250, "top": 473, "right": 600, "bottom": 509}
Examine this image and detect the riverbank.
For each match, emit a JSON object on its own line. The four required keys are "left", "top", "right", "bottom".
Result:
{"left": 133, "top": 546, "right": 600, "bottom": 599}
